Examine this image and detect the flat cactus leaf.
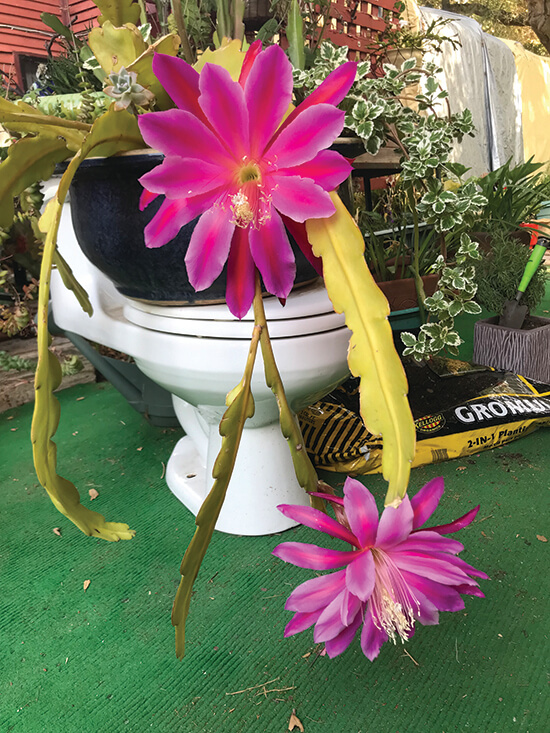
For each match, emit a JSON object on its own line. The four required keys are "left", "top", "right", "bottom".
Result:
{"left": 0, "top": 97, "right": 89, "bottom": 150}
{"left": 253, "top": 292, "right": 324, "bottom": 512}
{"left": 172, "top": 325, "right": 260, "bottom": 658}
{"left": 95, "top": 0, "right": 141, "bottom": 27}
{"left": 0, "top": 136, "right": 70, "bottom": 230}
{"left": 127, "top": 34, "right": 181, "bottom": 110}
{"left": 88, "top": 21, "right": 148, "bottom": 75}
{"left": 29, "top": 111, "right": 147, "bottom": 539}
{"left": 31, "top": 200, "right": 134, "bottom": 541}
{"left": 193, "top": 38, "right": 248, "bottom": 81}
{"left": 52, "top": 250, "right": 93, "bottom": 317}
{"left": 77, "top": 105, "right": 146, "bottom": 160}
{"left": 306, "top": 193, "right": 415, "bottom": 506}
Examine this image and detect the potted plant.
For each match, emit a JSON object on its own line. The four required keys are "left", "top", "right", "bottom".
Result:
{"left": 0, "top": 0, "right": 421, "bottom": 659}
{"left": 293, "top": 39, "right": 487, "bottom": 360}
{"left": 472, "top": 230, "right": 550, "bottom": 383}
{"left": 0, "top": 0, "right": 488, "bottom": 663}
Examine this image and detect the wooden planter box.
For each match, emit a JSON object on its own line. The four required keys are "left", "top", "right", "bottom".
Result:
{"left": 377, "top": 273, "right": 439, "bottom": 313}
{"left": 473, "top": 316, "right": 550, "bottom": 383}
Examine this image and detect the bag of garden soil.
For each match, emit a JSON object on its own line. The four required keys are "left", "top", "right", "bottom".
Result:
{"left": 298, "top": 357, "right": 550, "bottom": 474}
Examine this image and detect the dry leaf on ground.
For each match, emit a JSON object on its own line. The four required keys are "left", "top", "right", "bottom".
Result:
{"left": 288, "top": 709, "right": 304, "bottom": 732}
{"left": 536, "top": 535, "right": 547, "bottom": 542}
{"left": 88, "top": 489, "right": 99, "bottom": 500}
{"left": 53, "top": 527, "right": 62, "bottom": 536}
{"left": 83, "top": 580, "right": 91, "bottom": 592}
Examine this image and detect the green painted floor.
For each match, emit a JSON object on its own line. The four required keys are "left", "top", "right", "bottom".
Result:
{"left": 1, "top": 294, "right": 549, "bottom": 732}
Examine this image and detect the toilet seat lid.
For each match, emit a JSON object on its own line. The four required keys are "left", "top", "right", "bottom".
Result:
{"left": 123, "top": 281, "right": 347, "bottom": 339}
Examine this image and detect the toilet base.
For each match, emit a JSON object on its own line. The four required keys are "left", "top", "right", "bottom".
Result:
{"left": 165, "top": 413, "right": 311, "bottom": 536}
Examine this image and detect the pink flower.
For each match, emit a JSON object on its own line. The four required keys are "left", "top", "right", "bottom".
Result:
{"left": 272, "top": 477, "right": 488, "bottom": 660}
{"left": 137, "top": 42, "right": 356, "bottom": 317}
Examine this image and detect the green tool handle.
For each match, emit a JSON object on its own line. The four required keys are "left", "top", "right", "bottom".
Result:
{"left": 517, "top": 241, "right": 548, "bottom": 294}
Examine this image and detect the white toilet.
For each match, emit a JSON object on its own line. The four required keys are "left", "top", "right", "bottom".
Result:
{"left": 50, "top": 203, "right": 352, "bottom": 536}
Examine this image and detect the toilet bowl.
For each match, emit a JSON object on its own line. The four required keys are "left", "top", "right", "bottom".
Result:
{"left": 50, "top": 203, "right": 352, "bottom": 535}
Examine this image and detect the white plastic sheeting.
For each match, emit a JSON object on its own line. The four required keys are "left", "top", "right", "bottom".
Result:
{"left": 419, "top": 6, "right": 523, "bottom": 175}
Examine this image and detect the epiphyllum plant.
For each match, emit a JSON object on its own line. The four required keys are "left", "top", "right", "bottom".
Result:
{"left": 137, "top": 42, "right": 354, "bottom": 317}
{"left": 274, "top": 476, "right": 488, "bottom": 659}
{"left": 1, "top": 24, "right": 416, "bottom": 657}
{"left": 141, "top": 42, "right": 416, "bottom": 657}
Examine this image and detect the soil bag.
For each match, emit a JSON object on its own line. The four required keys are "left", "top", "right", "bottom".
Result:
{"left": 298, "top": 357, "right": 550, "bottom": 474}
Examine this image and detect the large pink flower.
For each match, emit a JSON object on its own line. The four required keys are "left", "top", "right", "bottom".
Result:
{"left": 137, "top": 43, "right": 356, "bottom": 317}
{"left": 272, "top": 477, "right": 488, "bottom": 660}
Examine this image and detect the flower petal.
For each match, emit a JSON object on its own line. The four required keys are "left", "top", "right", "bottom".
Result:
{"left": 138, "top": 109, "right": 232, "bottom": 167}
{"left": 375, "top": 495, "right": 414, "bottom": 549}
{"left": 401, "top": 571, "right": 466, "bottom": 612}
{"left": 284, "top": 609, "right": 322, "bottom": 637}
{"left": 248, "top": 208, "right": 295, "bottom": 298}
{"left": 360, "top": 606, "right": 388, "bottom": 661}
{"left": 139, "top": 187, "right": 158, "bottom": 211}
{"left": 392, "top": 553, "right": 479, "bottom": 587}
{"left": 185, "top": 203, "right": 235, "bottom": 290}
{"left": 279, "top": 150, "right": 353, "bottom": 191}
{"left": 425, "top": 505, "right": 481, "bottom": 535}
{"left": 410, "top": 476, "right": 445, "bottom": 529}
{"left": 313, "top": 590, "right": 347, "bottom": 642}
{"left": 396, "top": 530, "right": 464, "bottom": 556}
{"left": 427, "top": 551, "right": 489, "bottom": 580}
{"left": 325, "top": 610, "right": 363, "bottom": 658}
{"left": 238, "top": 39, "right": 262, "bottom": 87}
{"left": 343, "top": 477, "right": 379, "bottom": 547}
{"left": 276, "top": 62, "right": 357, "bottom": 139}
{"left": 284, "top": 569, "right": 346, "bottom": 612}
{"left": 281, "top": 216, "right": 323, "bottom": 275}
{"left": 225, "top": 226, "right": 256, "bottom": 319}
{"left": 411, "top": 587, "right": 440, "bottom": 626}
{"left": 269, "top": 174, "right": 335, "bottom": 222}
{"left": 144, "top": 186, "right": 224, "bottom": 249}
{"left": 198, "top": 62, "right": 249, "bottom": 160}
{"left": 264, "top": 104, "right": 345, "bottom": 168}
{"left": 272, "top": 541, "right": 357, "bottom": 570}
{"left": 345, "top": 550, "right": 375, "bottom": 601}
{"left": 152, "top": 54, "right": 203, "bottom": 119}
{"left": 143, "top": 197, "right": 193, "bottom": 249}
{"left": 244, "top": 44, "right": 293, "bottom": 158}
{"left": 455, "top": 584, "right": 485, "bottom": 598}
{"left": 309, "top": 492, "right": 344, "bottom": 506}
{"left": 276, "top": 504, "right": 360, "bottom": 547}
{"left": 340, "top": 587, "right": 363, "bottom": 625}
{"left": 139, "top": 157, "right": 229, "bottom": 199}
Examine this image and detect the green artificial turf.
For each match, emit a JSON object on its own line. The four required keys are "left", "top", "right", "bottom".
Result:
{"left": 1, "top": 286, "right": 549, "bottom": 733}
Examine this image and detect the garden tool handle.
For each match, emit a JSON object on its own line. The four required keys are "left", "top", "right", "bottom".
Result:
{"left": 517, "top": 241, "right": 548, "bottom": 295}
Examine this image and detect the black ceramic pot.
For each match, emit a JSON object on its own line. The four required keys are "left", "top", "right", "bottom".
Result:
{"left": 67, "top": 151, "right": 318, "bottom": 303}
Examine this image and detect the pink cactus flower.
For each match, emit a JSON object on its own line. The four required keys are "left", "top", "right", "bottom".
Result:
{"left": 273, "top": 477, "right": 488, "bottom": 660}
{"left": 137, "top": 42, "right": 356, "bottom": 318}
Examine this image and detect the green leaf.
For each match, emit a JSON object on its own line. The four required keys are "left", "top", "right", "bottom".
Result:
{"left": 31, "top": 200, "right": 135, "bottom": 542}
{"left": 79, "top": 106, "right": 145, "bottom": 160}
{"left": 0, "top": 136, "right": 70, "bottom": 230}
{"left": 172, "top": 325, "right": 259, "bottom": 659}
{"left": 400, "top": 331, "right": 417, "bottom": 347}
{"left": 41, "top": 12, "right": 80, "bottom": 45}
{"left": 446, "top": 331, "right": 462, "bottom": 347}
{"left": 420, "top": 323, "right": 441, "bottom": 339}
{"left": 463, "top": 300, "right": 482, "bottom": 314}
{"left": 448, "top": 300, "right": 463, "bottom": 317}
{"left": 52, "top": 250, "right": 93, "bottom": 316}
{"left": 307, "top": 193, "right": 415, "bottom": 507}
{"left": 286, "top": 0, "right": 305, "bottom": 70}
{"left": 94, "top": 0, "right": 141, "bottom": 26}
